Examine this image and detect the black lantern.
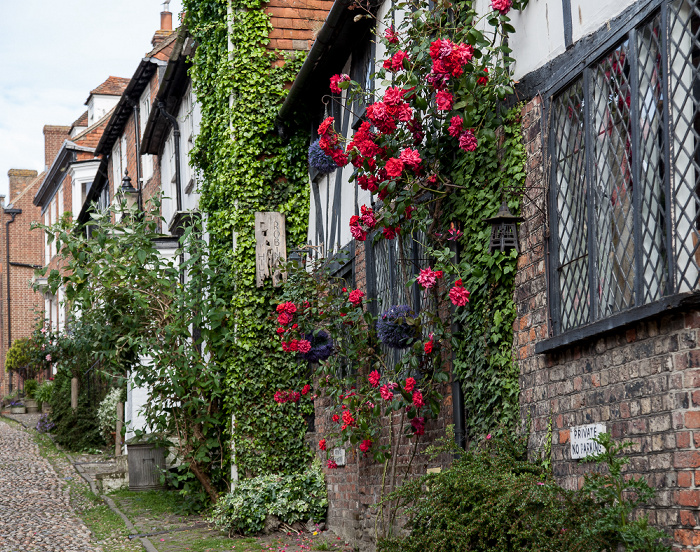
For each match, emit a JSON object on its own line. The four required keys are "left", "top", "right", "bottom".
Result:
{"left": 483, "top": 201, "right": 524, "bottom": 253}
{"left": 119, "top": 170, "right": 139, "bottom": 211}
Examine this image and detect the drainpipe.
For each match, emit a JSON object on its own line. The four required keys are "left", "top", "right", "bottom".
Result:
{"left": 5, "top": 207, "right": 21, "bottom": 393}
{"left": 157, "top": 101, "right": 182, "bottom": 213}
{"left": 130, "top": 101, "right": 143, "bottom": 212}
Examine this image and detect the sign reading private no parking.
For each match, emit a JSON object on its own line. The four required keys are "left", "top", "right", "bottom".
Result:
{"left": 570, "top": 423, "right": 606, "bottom": 460}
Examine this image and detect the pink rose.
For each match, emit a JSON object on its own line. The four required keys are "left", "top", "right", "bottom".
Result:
{"left": 435, "top": 90, "right": 453, "bottom": 111}
{"left": 380, "top": 385, "right": 393, "bottom": 401}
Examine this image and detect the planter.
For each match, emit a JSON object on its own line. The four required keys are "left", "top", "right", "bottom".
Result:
{"left": 24, "top": 399, "right": 39, "bottom": 413}
{"left": 41, "top": 403, "right": 51, "bottom": 414}
{"left": 10, "top": 406, "right": 26, "bottom": 414}
{"left": 127, "top": 441, "right": 166, "bottom": 490}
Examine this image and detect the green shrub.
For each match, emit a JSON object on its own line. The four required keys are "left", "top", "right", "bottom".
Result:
{"left": 34, "top": 381, "right": 53, "bottom": 406}
{"left": 210, "top": 461, "right": 327, "bottom": 535}
{"left": 24, "top": 379, "right": 38, "bottom": 399}
{"left": 49, "top": 369, "right": 103, "bottom": 451}
{"left": 378, "top": 433, "right": 670, "bottom": 552}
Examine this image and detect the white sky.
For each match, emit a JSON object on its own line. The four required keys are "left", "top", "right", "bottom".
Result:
{"left": 0, "top": 0, "right": 184, "bottom": 198}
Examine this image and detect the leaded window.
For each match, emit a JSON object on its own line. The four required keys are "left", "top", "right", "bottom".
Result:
{"left": 550, "top": 2, "right": 700, "bottom": 335}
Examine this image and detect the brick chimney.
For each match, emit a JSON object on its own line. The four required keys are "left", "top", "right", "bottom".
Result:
{"left": 7, "top": 170, "right": 38, "bottom": 203}
{"left": 152, "top": 3, "right": 174, "bottom": 47}
{"left": 43, "top": 125, "right": 71, "bottom": 170}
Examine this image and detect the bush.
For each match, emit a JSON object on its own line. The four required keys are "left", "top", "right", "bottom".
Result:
{"left": 24, "top": 379, "right": 38, "bottom": 399}
{"left": 210, "top": 461, "right": 328, "bottom": 535}
{"left": 377, "top": 433, "right": 670, "bottom": 552}
{"left": 48, "top": 369, "right": 103, "bottom": 451}
{"left": 35, "top": 381, "right": 53, "bottom": 407}
{"left": 96, "top": 388, "right": 122, "bottom": 441}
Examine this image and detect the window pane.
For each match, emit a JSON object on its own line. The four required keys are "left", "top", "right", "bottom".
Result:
{"left": 669, "top": 0, "right": 700, "bottom": 292}
{"left": 552, "top": 79, "right": 590, "bottom": 331}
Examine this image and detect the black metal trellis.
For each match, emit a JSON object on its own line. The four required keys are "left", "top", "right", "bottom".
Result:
{"left": 549, "top": 1, "right": 700, "bottom": 336}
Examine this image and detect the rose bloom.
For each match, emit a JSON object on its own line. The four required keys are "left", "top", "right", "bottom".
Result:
{"left": 350, "top": 224, "right": 367, "bottom": 241}
{"left": 277, "top": 312, "right": 293, "bottom": 326}
{"left": 276, "top": 327, "right": 285, "bottom": 335}
{"left": 332, "top": 414, "right": 340, "bottom": 423}
{"left": 399, "top": 148, "right": 421, "bottom": 169}
{"left": 342, "top": 410, "right": 355, "bottom": 426}
{"left": 348, "top": 289, "right": 365, "bottom": 306}
{"left": 411, "top": 416, "right": 425, "bottom": 436}
{"left": 368, "top": 370, "right": 381, "bottom": 388}
{"left": 459, "top": 129, "right": 478, "bottom": 152}
{"left": 413, "top": 390, "right": 425, "bottom": 409}
{"left": 424, "top": 340, "right": 434, "bottom": 354}
{"left": 404, "top": 377, "right": 416, "bottom": 392}
{"left": 384, "top": 25, "right": 399, "bottom": 44}
{"left": 329, "top": 73, "right": 350, "bottom": 94}
{"left": 380, "top": 385, "right": 393, "bottom": 401}
{"left": 477, "top": 67, "right": 489, "bottom": 85}
{"left": 449, "top": 282, "right": 471, "bottom": 307}
{"left": 297, "top": 339, "right": 312, "bottom": 354}
{"left": 435, "top": 90, "right": 453, "bottom": 111}
{"left": 302, "top": 384, "right": 311, "bottom": 395}
{"left": 383, "top": 86, "right": 406, "bottom": 106}
{"left": 383, "top": 226, "right": 400, "bottom": 240}
{"left": 327, "top": 459, "right": 338, "bottom": 469}
{"left": 319, "top": 439, "right": 327, "bottom": 451}
{"left": 448, "top": 116, "right": 464, "bottom": 138}
{"left": 359, "top": 439, "right": 372, "bottom": 453}
{"left": 417, "top": 267, "right": 438, "bottom": 289}
{"left": 491, "top": 0, "right": 512, "bottom": 15}
{"left": 318, "top": 116, "right": 334, "bottom": 136}
{"left": 385, "top": 158, "right": 404, "bottom": 179}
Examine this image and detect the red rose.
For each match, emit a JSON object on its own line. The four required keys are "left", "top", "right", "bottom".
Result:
{"left": 435, "top": 90, "right": 453, "bottom": 111}
{"left": 348, "top": 289, "right": 365, "bottom": 305}
{"left": 424, "top": 341, "right": 433, "bottom": 354}
{"left": 385, "top": 158, "right": 404, "bottom": 179}
{"left": 319, "top": 439, "right": 327, "bottom": 451}
{"left": 302, "top": 384, "right": 311, "bottom": 395}
{"left": 404, "top": 377, "right": 416, "bottom": 392}
{"left": 368, "top": 370, "right": 381, "bottom": 388}
{"left": 412, "top": 390, "right": 425, "bottom": 409}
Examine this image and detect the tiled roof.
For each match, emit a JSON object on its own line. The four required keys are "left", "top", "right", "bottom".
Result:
{"left": 71, "top": 111, "right": 88, "bottom": 129}
{"left": 89, "top": 76, "right": 131, "bottom": 97}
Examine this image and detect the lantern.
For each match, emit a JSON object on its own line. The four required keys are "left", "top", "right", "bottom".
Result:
{"left": 483, "top": 201, "right": 523, "bottom": 253}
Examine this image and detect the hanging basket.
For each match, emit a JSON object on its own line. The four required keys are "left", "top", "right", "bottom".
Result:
{"left": 298, "top": 330, "right": 334, "bottom": 362}
{"left": 376, "top": 305, "right": 420, "bottom": 349}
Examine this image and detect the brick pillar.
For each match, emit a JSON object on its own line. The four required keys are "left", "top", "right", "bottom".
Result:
{"left": 42, "top": 125, "right": 70, "bottom": 170}
{"left": 7, "top": 170, "right": 38, "bottom": 204}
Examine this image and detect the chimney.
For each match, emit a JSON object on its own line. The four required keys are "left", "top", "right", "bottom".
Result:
{"left": 43, "top": 125, "right": 71, "bottom": 170}
{"left": 7, "top": 170, "right": 38, "bottom": 203}
{"left": 152, "top": 2, "right": 174, "bottom": 47}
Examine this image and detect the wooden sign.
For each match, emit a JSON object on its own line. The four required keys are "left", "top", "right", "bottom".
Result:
{"left": 255, "top": 212, "right": 287, "bottom": 288}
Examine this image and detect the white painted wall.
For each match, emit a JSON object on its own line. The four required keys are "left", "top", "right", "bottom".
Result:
{"left": 68, "top": 160, "right": 100, "bottom": 216}
{"left": 87, "top": 94, "right": 120, "bottom": 126}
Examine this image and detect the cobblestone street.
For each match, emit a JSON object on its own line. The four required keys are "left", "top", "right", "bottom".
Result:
{"left": 0, "top": 420, "right": 100, "bottom": 552}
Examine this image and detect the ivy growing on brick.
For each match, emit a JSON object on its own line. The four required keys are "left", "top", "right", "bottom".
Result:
{"left": 182, "top": 0, "right": 313, "bottom": 476}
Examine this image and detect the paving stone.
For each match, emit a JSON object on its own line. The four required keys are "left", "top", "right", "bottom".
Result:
{"left": 0, "top": 420, "right": 103, "bottom": 552}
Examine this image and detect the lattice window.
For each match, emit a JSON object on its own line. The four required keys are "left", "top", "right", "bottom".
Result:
{"left": 550, "top": 3, "right": 700, "bottom": 334}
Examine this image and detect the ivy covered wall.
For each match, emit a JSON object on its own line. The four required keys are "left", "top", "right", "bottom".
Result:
{"left": 183, "top": 0, "right": 313, "bottom": 477}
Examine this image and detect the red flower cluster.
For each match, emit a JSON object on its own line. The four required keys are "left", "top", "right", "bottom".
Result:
{"left": 274, "top": 389, "right": 301, "bottom": 404}
{"left": 318, "top": 116, "right": 349, "bottom": 167}
{"left": 348, "top": 289, "right": 365, "bottom": 306}
{"left": 359, "top": 439, "right": 372, "bottom": 453}
{"left": 383, "top": 50, "right": 409, "bottom": 72}
{"left": 330, "top": 73, "right": 350, "bottom": 94}
{"left": 477, "top": 67, "right": 489, "bottom": 85}
{"left": 417, "top": 267, "right": 443, "bottom": 289}
{"left": 491, "top": 0, "right": 512, "bottom": 15}
{"left": 302, "top": 384, "right": 311, "bottom": 395}
{"left": 319, "top": 439, "right": 327, "bottom": 451}
{"left": 380, "top": 385, "right": 393, "bottom": 401}
{"left": 424, "top": 340, "right": 433, "bottom": 354}
{"left": 368, "top": 370, "right": 381, "bottom": 388}
{"left": 449, "top": 279, "right": 471, "bottom": 306}
{"left": 332, "top": 414, "right": 340, "bottom": 423}
{"left": 327, "top": 459, "right": 338, "bottom": 469}
{"left": 349, "top": 205, "right": 377, "bottom": 241}
{"left": 382, "top": 226, "right": 400, "bottom": 240}
{"left": 458, "top": 128, "right": 478, "bottom": 152}
{"left": 404, "top": 377, "right": 416, "bottom": 392}
{"left": 411, "top": 416, "right": 425, "bottom": 436}
{"left": 384, "top": 25, "right": 399, "bottom": 44}
{"left": 341, "top": 410, "right": 356, "bottom": 429}
{"left": 412, "top": 390, "right": 425, "bottom": 409}
{"left": 428, "top": 38, "right": 473, "bottom": 88}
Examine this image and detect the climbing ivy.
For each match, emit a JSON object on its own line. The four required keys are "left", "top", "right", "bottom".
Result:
{"left": 448, "top": 107, "right": 526, "bottom": 438}
{"left": 183, "top": 0, "right": 313, "bottom": 476}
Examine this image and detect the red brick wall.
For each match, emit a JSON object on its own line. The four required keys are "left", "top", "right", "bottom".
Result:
{"left": 0, "top": 172, "right": 45, "bottom": 396}
{"left": 516, "top": 94, "right": 700, "bottom": 549}
{"left": 310, "top": 240, "right": 455, "bottom": 549}
{"left": 267, "top": 0, "right": 334, "bottom": 62}
{"left": 42, "top": 126, "right": 70, "bottom": 170}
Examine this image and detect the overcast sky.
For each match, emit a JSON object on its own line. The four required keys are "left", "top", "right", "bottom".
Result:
{"left": 0, "top": 0, "right": 184, "bottom": 198}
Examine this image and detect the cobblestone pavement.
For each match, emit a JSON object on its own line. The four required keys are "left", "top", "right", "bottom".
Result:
{"left": 0, "top": 420, "right": 101, "bottom": 552}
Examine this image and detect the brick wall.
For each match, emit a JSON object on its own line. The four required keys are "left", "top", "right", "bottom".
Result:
{"left": 42, "top": 126, "right": 70, "bottom": 170}
{"left": 0, "top": 171, "right": 45, "bottom": 397}
{"left": 310, "top": 239, "right": 455, "bottom": 550}
{"left": 267, "top": 0, "right": 334, "bottom": 56}
{"left": 516, "top": 94, "right": 700, "bottom": 549}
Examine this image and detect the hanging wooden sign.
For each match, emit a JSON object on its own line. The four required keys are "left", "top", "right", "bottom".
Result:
{"left": 255, "top": 212, "right": 287, "bottom": 288}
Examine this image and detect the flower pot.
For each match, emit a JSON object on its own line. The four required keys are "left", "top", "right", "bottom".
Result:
{"left": 10, "top": 406, "right": 26, "bottom": 414}
{"left": 41, "top": 403, "right": 51, "bottom": 414}
{"left": 24, "top": 399, "right": 39, "bottom": 413}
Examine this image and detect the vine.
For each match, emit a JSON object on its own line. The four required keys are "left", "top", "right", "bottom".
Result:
{"left": 183, "top": 0, "right": 314, "bottom": 476}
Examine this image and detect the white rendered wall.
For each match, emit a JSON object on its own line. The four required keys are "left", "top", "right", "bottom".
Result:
{"left": 68, "top": 160, "right": 100, "bottom": 216}
{"left": 87, "top": 94, "right": 120, "bottom": 126}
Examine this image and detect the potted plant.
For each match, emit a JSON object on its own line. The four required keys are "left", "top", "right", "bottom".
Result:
{"left": 35, "top": 380, "right": 53, "bottom": 414}
{"left": 23, "top": 379, "right": 39, "bottom": 413}
{"left": 9, "top": 400, "right": 26, "bottom": 414}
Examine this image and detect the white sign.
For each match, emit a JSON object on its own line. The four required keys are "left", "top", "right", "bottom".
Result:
{"left": 332, "top": 448, "right": 346, "bottom": 467}
{"left": 570, "top": 423, "right": 606, "bottom": 460}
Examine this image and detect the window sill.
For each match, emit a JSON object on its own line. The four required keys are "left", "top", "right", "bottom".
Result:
{"left": 535, "top": 291, "right": 700, "bottom": 354}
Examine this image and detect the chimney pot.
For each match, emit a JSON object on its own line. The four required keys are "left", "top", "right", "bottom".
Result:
{"left": 161, "top": 10, "right": 172, "bottom": 31}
